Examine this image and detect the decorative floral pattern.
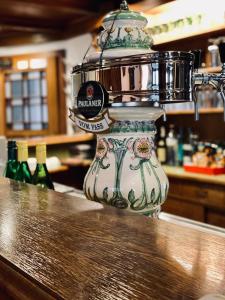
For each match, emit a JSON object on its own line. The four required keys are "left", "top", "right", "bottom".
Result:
{"left": 84, "top": 120, "right": 169, "bottom": 217}
{"left": 133, "top": 138, "right": 153, "bottom": 159}
{"left": 99, "top": 27, "right": 153, "bottom": 50}
{"left": 96, "top": 139, "right": 108, "bottom": 159}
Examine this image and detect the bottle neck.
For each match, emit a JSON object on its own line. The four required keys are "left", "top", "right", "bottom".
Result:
{"left": 8, "top": 147, "right": 17, "bottom": 161}
{"left": 36, "top": 149, "right": 46, "bottom": 164}
{"left": 18, "top": 147, "right": 28, "bottom": 162}
{"left": 160, "top": 127, "right": 166, "bottom": 139}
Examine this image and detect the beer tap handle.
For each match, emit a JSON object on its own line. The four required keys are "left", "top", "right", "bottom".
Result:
{"left": 218, "top": 42, "right": 225, "bottom": 63}
{"left": 219, "top": 86, "right": 225, "bottom": 121}
{"left": 162, "top": 105, "right": 167, "bottom": 122}
{"left": 191, "top": 49, "right": 202, "bottom": 71}
{"left": 218, "top": 42, "right": 225, "bottom": 120}
{"left": 193, "top": 86, "right": 199, "bottom": 121}
{"left": 218, "top": 42, "right": 225, "bottom": 75}
{"left": 191, "top": 50, "right": 202, "bottom": 120}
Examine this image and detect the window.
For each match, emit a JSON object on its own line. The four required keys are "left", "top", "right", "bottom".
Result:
{"left": 0, "top": 51, "right": 66, "bottom": 137}
{"left": 5, "top": 71, "right": 48, "bottom": 131}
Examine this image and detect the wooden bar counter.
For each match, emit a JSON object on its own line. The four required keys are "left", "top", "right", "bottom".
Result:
{"left": 0, "top": 178, "right": 224, "bottom": 300}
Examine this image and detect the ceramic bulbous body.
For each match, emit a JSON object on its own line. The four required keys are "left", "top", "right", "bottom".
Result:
{"left": 84, "top": 108, "right": 169, "bottom": 217}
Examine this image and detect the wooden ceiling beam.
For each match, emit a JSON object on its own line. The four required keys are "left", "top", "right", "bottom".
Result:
{"left": 64, "top": 15, "right": 103, "bottom": 38}
{"left": 0, "top": 0, "right": 155, "bottom": 46}
{"left": 2, "top": 0, "right": 98, "bottom": 16}
{"left": 0, "top": 32, "right": 64, "bottom": 46}
{"left": 0, "top": 23, "right": 60, "bottom": 34}
{"left": 0, "top": 15, "right": 61, "bottom": 29}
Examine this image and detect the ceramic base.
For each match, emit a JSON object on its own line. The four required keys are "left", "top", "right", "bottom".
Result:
{"left": 84, "top": 114, "right": 169, "bottom": 217}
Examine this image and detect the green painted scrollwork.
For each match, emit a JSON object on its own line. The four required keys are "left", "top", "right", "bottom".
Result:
{"left": 106, "top": 137, "right": 133, "bottom": 209}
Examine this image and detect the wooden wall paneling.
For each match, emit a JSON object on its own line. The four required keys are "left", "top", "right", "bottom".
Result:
{"left": 56, "top": 51, "right": 67, "bottom": 134}
{"left": 46, "top": 54, "right": 59, "bottom": 135}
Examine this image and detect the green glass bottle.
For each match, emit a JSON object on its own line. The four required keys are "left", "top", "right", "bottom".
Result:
{"left": 4, "top": 140, "right": 19, "bottom": 179}
{"left": 15, "top": 141, "right": 32, "bottom": 183}
{"left": 32, "top": 143, "right": 54, "bottom": 190}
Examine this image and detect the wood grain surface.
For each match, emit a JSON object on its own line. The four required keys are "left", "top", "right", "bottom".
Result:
{"left": 0, "top": 177, "right": 224, "bottom": 300}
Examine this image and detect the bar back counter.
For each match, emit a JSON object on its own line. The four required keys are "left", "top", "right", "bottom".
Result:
{"left": 0, "top": 177, "right": 224, "bottom": 300}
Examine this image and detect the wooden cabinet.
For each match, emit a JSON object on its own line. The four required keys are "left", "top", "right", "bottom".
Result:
{"left": 206, "top": 210, "right": 225, "bottom": 228}
{"left": 162, "top": 176, "right": 225, "bottom": 228}
{"left": 163, "top": 197, "right": 205, "bottom": 222}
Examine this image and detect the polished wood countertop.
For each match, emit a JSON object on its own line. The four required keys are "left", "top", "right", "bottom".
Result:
{"left": 0, "top": 177, "right": 225, "bottom": 299}
{"left": 26, "top": 133, "right": 94, "bottom": 147}
{"left": 164, "top": 165, "right": 225, "bottom": 186}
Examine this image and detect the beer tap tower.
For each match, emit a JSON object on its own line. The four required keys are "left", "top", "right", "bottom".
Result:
{"left": 70, "top": 1, "right": 225, "bottom": 217}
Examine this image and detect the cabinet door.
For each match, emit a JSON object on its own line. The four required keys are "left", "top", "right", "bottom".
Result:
{"left": 162, "top": 197, "right": 205, "bottom": 222}
{"left": 206, "top": 211, "right": 225, "bottom": 228}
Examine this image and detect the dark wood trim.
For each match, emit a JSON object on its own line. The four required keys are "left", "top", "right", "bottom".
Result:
{"left": 46, "top": 54, "right": 59, "bottom": 135}
{"left": 0, "top": 258, "right": 58, "bottom": 300}
{"left": 56, "top": 51, "right": 67, "bottom": 134}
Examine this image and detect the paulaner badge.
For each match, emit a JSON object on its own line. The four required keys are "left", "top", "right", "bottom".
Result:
{"left": 69, "top": 81, "right": 114, "bottom": 133}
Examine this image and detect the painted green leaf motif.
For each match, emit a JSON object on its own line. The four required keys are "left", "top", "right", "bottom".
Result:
{"left": 165, "top": 184, "right": 169, "bottom": 198}
{"left": 86, "top": 187, "right": 92, "bottom": 200}
{"left": 151, "top": 188, "right": 156, "bottom": 202}
{"left": 128, "top": 189, "right": 135, "bottom": 204}
{"left": 103, "top": 187, "right": 108, "bottom": 201}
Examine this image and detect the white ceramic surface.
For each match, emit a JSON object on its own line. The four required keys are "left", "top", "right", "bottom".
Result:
{"left": 86, "top": 48, "right": 154, "bottom": 63}
{"left": 84, "top": 107, "right": 169, "bottom": 216}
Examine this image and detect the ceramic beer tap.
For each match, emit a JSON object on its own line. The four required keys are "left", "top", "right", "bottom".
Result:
{"left": 70, "top": 1, "right": 225, "bottom": 217}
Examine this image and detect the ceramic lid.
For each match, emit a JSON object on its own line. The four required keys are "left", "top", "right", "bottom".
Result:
{"left": 102, "top": 0, "right": 148, "bottom": 29}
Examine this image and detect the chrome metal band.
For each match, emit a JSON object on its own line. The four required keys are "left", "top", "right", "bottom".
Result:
{"left": 72, "top": 51, "right": 195, "bottom": 106}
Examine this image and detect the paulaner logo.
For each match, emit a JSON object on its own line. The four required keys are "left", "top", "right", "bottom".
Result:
{"left": 86, "top": 84, "right": 94, "bottom": 100}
